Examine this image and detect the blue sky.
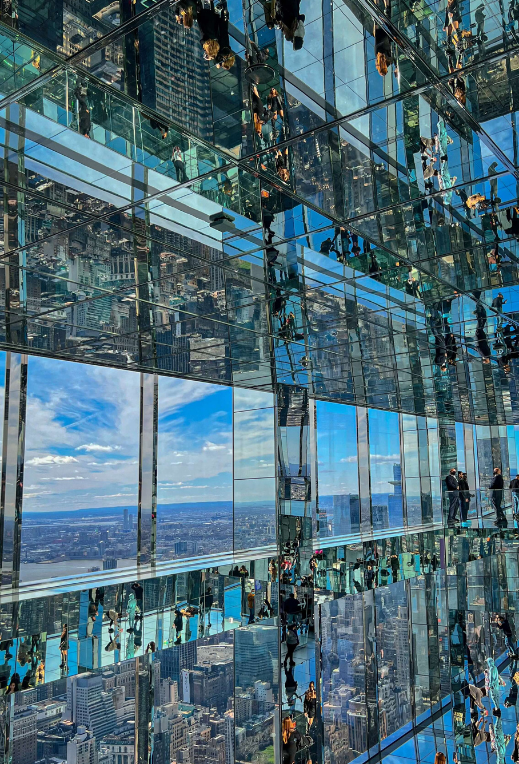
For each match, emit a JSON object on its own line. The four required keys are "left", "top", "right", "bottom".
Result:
{"left": 157, "top": 380, "right": 233, "bottom": 505}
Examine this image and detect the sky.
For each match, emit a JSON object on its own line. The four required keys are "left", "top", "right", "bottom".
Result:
{"left": 23, "top": 356, "right": 141, "bottom": 513}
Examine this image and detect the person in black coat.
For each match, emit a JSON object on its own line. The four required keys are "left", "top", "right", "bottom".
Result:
{"left": 490, "top": 467, "right": 506, "bottom": 527}
{"left": 458, "top": 471, "right": 470, "bottom": 523}
{"left": 197, "top": 1, "right": 221, "bottom": 59}
{"left": 446, "top": 468, "right": 459, "bottom": 526}
{"left": 275, "top": 0, "right": 305, "bottom": 46}
{"left": 251, "top": 85, "right": 267, "bottom": 136}
{"left": 446, "top": 331, "right": 458, "bottom": 365}
{"left": 215, "top": 4, "right": 235, "bottom": 68}
{"left": 475, "top": 326, "right": 491, "bottom": 363}
{"left": 510, "top": 473, "right": 519, "bottom": 518}
{"left": 512, "top": 722, "right": 519, "bottom": 763}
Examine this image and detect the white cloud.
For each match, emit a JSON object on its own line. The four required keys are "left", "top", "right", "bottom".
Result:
{"left": 203, "top": 442, "right": 227, "bottom": 451}
{"left": 370, "top": 454, "right": 400, "bottom": 464}
{"left": 54, "top": 476, "right": 85, "bottom": 481}
{"left": 339, "top": 454, "right": 399, "bottom": 464}
{"left": 76, "top": 444, "right": 122, "bottom": 453}
{"left": 26, "top": 455, "right": 78, "bottom": 466}
{"left": 94, "top": 493, "right": 136, "bottom": 498}
{"left": 159, "top": 379, "right": 222, "bottom": 417}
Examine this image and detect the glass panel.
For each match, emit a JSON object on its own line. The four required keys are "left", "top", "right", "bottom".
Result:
{"left": 20, "top": 357, "right": 140, "bottom": 584}
{"left": 316, "top": 400, "right": 360, "bottom": 538}
{"left": 234, "top": 408, "right": 275, "bottom": 479}
{"left": 156, "top": 378, "right": 233, "bottom": 562}
{"left": 234, "top": 477, "right": 276, "bottom": 552}
{"left": 368, "top": 409, "right": 403, "bottom": 530}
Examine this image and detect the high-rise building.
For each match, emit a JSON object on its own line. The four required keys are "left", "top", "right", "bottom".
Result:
{"left": 65, "top": 675, "right": 117, "bottom": 741}
{"left": 160, "top": 641, "right": 198, "bottom": 683}
{"left": 12, "top": 708, "right": 38, "bottom": 764}
{"left": 67, "top": 726, "right": 98, "bottom": 764}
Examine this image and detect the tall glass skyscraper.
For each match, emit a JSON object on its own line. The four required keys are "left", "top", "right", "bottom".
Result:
{"left": 0, "top": 0, "right": 518, "bottom": 763}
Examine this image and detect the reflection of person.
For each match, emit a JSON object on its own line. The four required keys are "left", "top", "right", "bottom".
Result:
{"left": 472, "top": 715, "right": 491, "bottom": 746}
{"left": 490, "top": 467, "right": 506, "bottom": 527}
{"left": 203, "top": 587, "right": 214, "bottom": 626}
{"left": 512, "top": 723, "right": 519, "bottom": 763}
{"left": 275, "top": 148, "right": 290, "bottom": 182}
{"left": 173, "top": 147, "right": 188, "bottom": 183}
{"left": 251, "top": 86, "right": 267, "bottom": 137}
{"left": 374, "top": 25, "right": 396, "bottom": 76}
{"left": 458, "top": 471, "right": 470, "bottom": 523}
{"left": 247, "top": 590, "right": 255, "bottom": 624}
{"left": 466, "top": 683, "right": 488, "bottom": 713}
{"left": 510, "top": 474, "right": 519, "bottom": 517}
{"left": 275, "top": 0, "right": 305, "bottom": 48}
{"left": 132, "top": 582, "right": 143, "bottom": 615}
{"left": 284, "top": 625, "right": 299, "bottom": 667}
{"left": 485, "top": 657, "right": 503, "bottom": 712}
{"left": 446, "top": 468, "right": 459, "bottom": 526}
{"left": 215, "top": 3, "right": 235, "bottom": 69}
{"left": 304, "top": 681, "right": 317, "bottom": 727}
{"left": 284, "top": 665, "right": 298, "bottom": 708}
{"left": 174, "top": 610, "right": 183, "bottom": 644}
{"left": 282, "top": 717, "right": 298, "bottom": 764}
{"left": 491, "top": 716, "right": 510, "bottom": 764}
{"left": 59, "top": 624, "right": 68, "bottom": 670}
{"left": 126, "top": 634, "right": 135, "bottom": 660}
{"left": 283, "top": 593, "right": 301, "bottom": 625}
{"left": 197, "top": 1, "right": 220, "bottom": 60}
{"left": 494, "top": 613, "right": 516, "bottom": 656}
{"left": 475, "top": 327, "right": 491, "bottom": 363}
{"left": 127, "top": 592, "right": 137, "bottom": 632}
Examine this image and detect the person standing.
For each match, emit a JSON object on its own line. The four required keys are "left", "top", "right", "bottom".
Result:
{"left": 247, "top": 590, "right": 255, "bottom": 624}
{"left": 494, "top": 613, "right": 517, "bottom": 657}
{"left": 490, "top": 467, "right": 506, "bottom": 527}
{"left": 174, "top": 609, "right": 183, "bottom": 644}
{"left": 304, "top": 681, "right": 317, "bottom": 728}
{"left": 458, "top": 471, "right": 470, "bottom": 525}
{"left": 284, "top": 624, "right": 299, "bottom": 667}
{"left": 510, "top": 474, "right": 519, "bottom": 518}
{"left": 172, "top": 147, "right": 188, "bottom": 183}
{"left": 446, "top": 468, "right": 460, "bottom": 527}
{"left": 203, "top": 586, "right": 214, "bottom": 627}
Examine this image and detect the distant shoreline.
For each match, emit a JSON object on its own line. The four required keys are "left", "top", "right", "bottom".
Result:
{"left": 22, "top": 499, "right": 277, "bottom": 518}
